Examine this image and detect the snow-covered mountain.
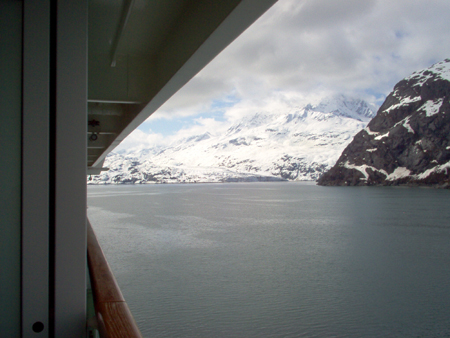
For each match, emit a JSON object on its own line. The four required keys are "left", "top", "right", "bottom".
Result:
{"left": 89, "top": 95, "right": 377, "bottom": 184}
{"left": 318, "top": 59, "right": 450, "bottom": 188}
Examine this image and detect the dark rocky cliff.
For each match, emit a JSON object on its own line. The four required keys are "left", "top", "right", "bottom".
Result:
{"left": 318, "top": 59, "right": 450, "bottom": 188}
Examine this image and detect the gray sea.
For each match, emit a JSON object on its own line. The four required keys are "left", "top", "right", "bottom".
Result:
{"left": 87, "top": 182, "right": 450, "bottom": 337}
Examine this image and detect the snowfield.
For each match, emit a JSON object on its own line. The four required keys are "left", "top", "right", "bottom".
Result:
{"left": 89, "top": 95, "right": 377, "bottom": 184}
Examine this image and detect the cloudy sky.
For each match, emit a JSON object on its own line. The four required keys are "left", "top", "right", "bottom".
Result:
{"left": 119, "top": 0, "right": 450, "bottom": 151}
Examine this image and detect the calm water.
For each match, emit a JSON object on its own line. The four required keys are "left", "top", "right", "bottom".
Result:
{"left": 87, "top": 182, "right": 450, "bottom": 337}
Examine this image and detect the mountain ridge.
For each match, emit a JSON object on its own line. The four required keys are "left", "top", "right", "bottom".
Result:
{"left": 89, "top": 95, "right": 377, "bottom": 184}
{"left": 318, "top": 59, "right": 450, "bottom": 188}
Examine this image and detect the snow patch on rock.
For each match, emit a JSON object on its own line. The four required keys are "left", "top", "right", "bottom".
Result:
{"left": 364, "top": 127, "right": 379, "bottom": 136}
{"left": 383, "top": 96, "right": 421, "bottom": 113}
{"left": 420, "top": 98, "right": 444, "bottom": 117}
{"left": 386, "top": 167, "right": 411, "bottom": 181}
{"left": 394, "top": 116, "right": 414, "bottom": 133}
{"left": 343, "top": 161, "right": 387, "bottom": 180}
{"left": 406, "top": 58, "right": 450, "bottom": 85}
{"left": 417, "top": 160, "right": 450, "bottom": 180}
{"left": 374, "top": 131, "right": 390, "bottom": 140}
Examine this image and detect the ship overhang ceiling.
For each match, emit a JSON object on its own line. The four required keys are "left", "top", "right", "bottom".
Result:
{"left": 87, "top": 0, "right": 277, "bottom": 173}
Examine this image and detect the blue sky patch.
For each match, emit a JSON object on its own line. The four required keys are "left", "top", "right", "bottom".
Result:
{"left": 138, "top": 95, "right": 240, "bottom": 136}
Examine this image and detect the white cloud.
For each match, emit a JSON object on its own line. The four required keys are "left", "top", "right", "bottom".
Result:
{"left": 131, "top": 0, "right": 450, "bottom": 147}
{"left": 115, "top": 129, "right": 165, "bottom": 153}
{"left": 173, "top": 117, "right": 230, "bottom": 138}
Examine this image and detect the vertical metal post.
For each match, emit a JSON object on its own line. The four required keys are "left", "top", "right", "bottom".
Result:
{"left": 52, "top": 0, "right": 88, "bottom": 336}
{"left": 0, "top": 1, "right": 23, "bottom": 336}
{"left": 22, "top": 1, "right": 50, "bottom": 336}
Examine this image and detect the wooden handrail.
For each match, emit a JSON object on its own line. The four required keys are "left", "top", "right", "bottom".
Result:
{"left": 87, "top": 220, "right": 143, "bottom": 338}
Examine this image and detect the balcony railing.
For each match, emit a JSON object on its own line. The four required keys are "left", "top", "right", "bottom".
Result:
{"left": 87, "top": 220, "right": 143, "bottom": 338}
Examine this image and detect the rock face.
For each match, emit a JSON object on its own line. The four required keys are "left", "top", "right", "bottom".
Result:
{"left": 318, "top": 59, "right": 450, "bottom": 188}
{"left": 89, "top": 95, "right": 377, "bottom": 184}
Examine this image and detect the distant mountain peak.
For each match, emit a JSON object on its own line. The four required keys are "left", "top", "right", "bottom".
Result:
{"left": 89, "top": 94, "right": 376, "bottom": 184}
{"left": 313, "top": 95, "right": 377, "bottom": 120}
{"left": 185, "top": 132, "right": 212, "bottom": 143}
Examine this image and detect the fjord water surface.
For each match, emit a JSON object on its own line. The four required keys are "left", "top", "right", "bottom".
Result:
{"left": 87, "top": 182, "right": 450, "bottom": 337}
